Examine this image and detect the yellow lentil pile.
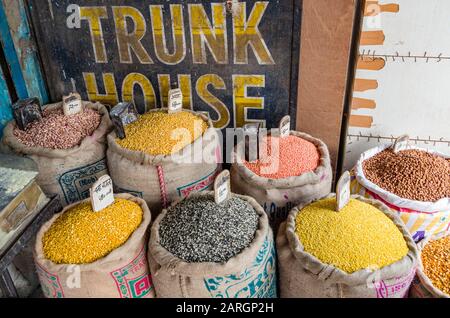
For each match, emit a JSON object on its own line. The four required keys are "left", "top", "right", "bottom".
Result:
{"left": 116, "top": 110, "right": 208, "bottom": 155}
{"left": 295, "top": 198, "right": 409, "bottom": 273}
{"left": 421, "top": 235, "right": 450, "bottom": 296}
{"left": 42, "top": 198, "right": 143, "bottom": 264}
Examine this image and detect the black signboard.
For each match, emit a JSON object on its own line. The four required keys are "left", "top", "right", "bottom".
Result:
{"left": 28, "top": 0, "right": 302, "bottom": 129}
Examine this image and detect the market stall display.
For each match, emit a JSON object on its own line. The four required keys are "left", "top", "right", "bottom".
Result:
{"left": 148, "top": 188, "right": 277, "bottom": 298}
{"left": 277, "top": 193, "right": 418, "bottom": 298}
{"left": 409, "top": 232, "right": 450, "bottom": 298}
{"left": 107, "top": 107, "right": 220, "bottom": 214}
{"left": 34, "top": 192, "right": 154, "bottom": 298}
{"left": 231, "top": 120, "right": 332, "bottom": 230}
{"left": 351, "top": 140, "right": 450, "bottom": 242}
{"left": 1, "top": 100, "right": 112, "bottom": 207}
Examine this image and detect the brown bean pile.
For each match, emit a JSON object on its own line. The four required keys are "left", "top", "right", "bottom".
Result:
{"left": 362, "top": 149, "right": 450, "bottom": 202}
{"left": 13, "top": 107, "right": 101, "bottom": 149}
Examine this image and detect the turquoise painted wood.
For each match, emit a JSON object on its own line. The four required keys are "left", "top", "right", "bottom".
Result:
{"left": 0, "top": 0, "right": 48, "bottom": 137}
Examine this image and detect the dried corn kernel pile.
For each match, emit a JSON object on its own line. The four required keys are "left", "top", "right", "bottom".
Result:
{"left": 42, "top": 198, "right": 143, "bottom": 264}
{"left": 295, "top": 198, "right": 409, "bottom": 273}
{"left": 244, "top": 135, "right": 319, "bottom": 179}
{"left": 116, "top": 110, "right": 208, "bottom": 155}
{"left": 421, "top": 235, "right": 450, "bottom": 296}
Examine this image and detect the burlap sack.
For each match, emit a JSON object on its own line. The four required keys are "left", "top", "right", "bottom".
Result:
{"left": 34, "top": 193, "right": 155, "bottom": 298}
{"left": 107, "top": 108, "right": 221, "bottom": 215}
{"left": 148, "top": 191, "right": 277, "bottom": 298}
{"left": 1, "top": 101, "right": 112, "bottom": 207}
{"left": 230, "top": 131, "right": 332, "bottom": 230}
{"left": 277, "top": 194, "right": 419, "bottom": 298}
{"left": 409, "top": 231, "right": 450, "bottom": 298}
{"left": 351, "top": 144, "right": 450, "bottom": 242}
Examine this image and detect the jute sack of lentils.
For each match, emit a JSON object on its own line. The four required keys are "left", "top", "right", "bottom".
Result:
{"left": 1, "top": 101, "right": 112, "bottom": 206}
{"left": 231, "top": 131, "right": 332, "bottom": 230}
{"left": 148, "top": 191, "right": 277, "bottom": 298}
{"left": 351, "top": 144, "right": 450, "bottom": 242}
{"left": 409, "top": 231, "right": 450, "bottom": 298}
{"left": 277, "top": 194, "right": 419, "bottom": 298}
{"left": 107, "top": 108, "right": 220, "bottom": 214}
{"left": 34, "top": 193, "right": 154, "bottom": 298}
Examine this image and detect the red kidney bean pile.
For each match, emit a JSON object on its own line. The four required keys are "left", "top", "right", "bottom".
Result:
{"left": 362, "top": 148, "right": 450, "bottom": 202}
{"left": 13, "top": 107, "right": 101, "bottom": 149}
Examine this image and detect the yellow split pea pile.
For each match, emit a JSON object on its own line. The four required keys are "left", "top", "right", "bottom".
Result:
{"left": 42, "top": 198, "right": 143, "bottom": 264}
{"left": 295, "top": 198, "right": 409, "bottom": 273}
{"left": 421, "top": 235, "right": 450, "bottom": 296}
{"left": 116, "top": 111, "right": 208, "bottom": 155}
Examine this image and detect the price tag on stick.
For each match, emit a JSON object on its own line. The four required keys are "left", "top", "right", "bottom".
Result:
{"left": 279, "top": 115, "right": 290, "bottom": 138}
{"left": 243, "top": 123, "right": 260, "bottom": 162}
{"left": 62, "top": 92, "right": 83, "bottom": 116}
{"left": 168, "top": 88, "right": 183, "bottom": 113}
{"left": 336, "top": 171, "right": 351, "bottom": 212}
{"left": 214, "top": 170, "right": 231, "bottom": 205}
{"left": 12, "top": 98, "right": 42, "bottom": 131}
{"left": 110, "top": 102, "right": 139, "bottom": 139}
{"left": 393, "top": 134, "right": 410, "bottom": 153}
{"left": 90, "top": 175, "right": 115, "bottom": 212}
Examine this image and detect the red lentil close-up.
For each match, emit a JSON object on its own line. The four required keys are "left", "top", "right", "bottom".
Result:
{"left": 362, "top": 149, "right": 450, "bottom": 202}
{"left": 13, "top": 107, "right": 101, "bottom": 149}
{"left": 244, "top": 135, "right": 320, "bottom": 179}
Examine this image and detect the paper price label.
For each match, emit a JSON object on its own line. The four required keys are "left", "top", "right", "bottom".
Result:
{"left": 110, "top": 102, "right": 139, "bottom": 139}
{"left": 214, "top": 170, "right": 231, "bottom": 205}
{"left": 12, "top": 98, "right": 42, "bottom": 131}
{"left": 279, "top": 115, "right": 290, "bottom": 138}
{"left": 393, "top": 134, "right": 410, "bottom": 153}
{"left": 90, "top": 175, "right": 114, "bottom": 212}
{"left": 62, "top": 92, "right": 82, "bottom": 116}
{"left": 336, "top": 171, "right": 351, "bottom": 212}
{"left": 168, "top": 88, "right": 183, "bottom": 113}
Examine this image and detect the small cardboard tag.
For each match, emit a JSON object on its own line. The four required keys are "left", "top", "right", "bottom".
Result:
{"left": 214, "top": 170, "right": 231, "bottom": 205}
{"left": 12, "top": 98, "right": 42, "bottom": 131}
{"left": 336, "top": 171, "right": 351, "bottom": 212}
{"left": 90, "top": 175, "right": 114, "bottom": 212}
{"left": 279, "top": 115, "right": 290, "bottom": 138}
{"left": 168, "top": 88, "right": 183, "bottom": 113}
{"left": 62, "top": 92, "right": 82, "bottom": 116}
{"left": 393, "top": 134, "right": 410, "bottom": 153}
{"left": 243, "top": 123, "right": 260, "bottom": 162}
{"left": 110, "top": 102, "right": 139, "bottom": 139}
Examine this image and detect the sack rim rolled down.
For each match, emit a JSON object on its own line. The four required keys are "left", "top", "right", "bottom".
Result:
{"left": 282, "top": 193, "right": 419, "bottom": 286}
{"left": 231, "top": 130, "right": 331, "bottom": 189}
{"left": 354, "top": 143, "right": 450, "bottom": 212}
{"left": 415, "top": 231, "right": 450, "bottom": 298}
{"left": 2, "top": 101, "right": 112, "bottom": 158}
{"left": 34, "top": 193, "right": 151, "bottom": 271}
{"left": 148, "top": 191, "right": 270, "bottom": 277}
{"left": 107, "top": 108, "right": 218, "bottom": 166}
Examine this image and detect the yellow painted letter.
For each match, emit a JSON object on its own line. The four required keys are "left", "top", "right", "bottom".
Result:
{"left": 83, "top": 72, "right": 118, "bottom": 105}
{"left": 122, "top": 73, "right": 156, "bottom": 112}
{"left": 189, "top": 3, "right": 227, "bottom": 64}
{"left": 150, "top": 5, "right": 186, "bottom": 65}
{"left": 233, "top": 75, "right": 265, "bottom": 127}
{"left": 80, "top": 7, "right": 108, "bottom": 63}
{"left": 196, "top": 74, "right": 230, "bottom": 129}
{"left": 233, "top": 2, "right": 274, "bottom": 65}
{"left": 112, "top": 6, "right": 153, "bottom": 64}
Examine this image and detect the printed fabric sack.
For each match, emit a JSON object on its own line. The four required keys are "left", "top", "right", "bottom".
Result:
{"left": 1, "top": 101, "right": 112, "bottom": 207}
{"left": 230, "top": 131, "right": 332, "bottom": 230}
{"left": 409, "top": 231, "right": 450, "bottom": 298}
{"left": 351, "top": 144, "right": 450, "bottom": 242}
{"left": 277, "top": 194, "right": 419, "bottom": 298}
{"left": 34, "top": 193, "right": 155, "bottom": 298}
{"left": 148, "top": 191, "right": 277, "bottom": 298}
{"left": 107, "top": 108, "right": 221, "bottom": 215}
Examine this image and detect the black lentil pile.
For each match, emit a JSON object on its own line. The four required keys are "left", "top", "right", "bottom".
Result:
{"left": 159, "top": 195, "right": 259, "bottom": 263}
